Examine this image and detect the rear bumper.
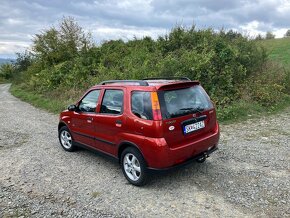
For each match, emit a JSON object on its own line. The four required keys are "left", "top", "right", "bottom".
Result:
{"left": 142, "top": 123, "right": 220, "bottom": 169}
{"left": 147, "top": 146, "right": 218, "bottom": 172}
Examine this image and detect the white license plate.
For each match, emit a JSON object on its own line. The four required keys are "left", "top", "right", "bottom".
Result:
{"left": 183, "top": 121, "right": 205, "bottom": 134}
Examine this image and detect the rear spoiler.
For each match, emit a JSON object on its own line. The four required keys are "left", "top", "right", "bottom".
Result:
{"left": 157, "top": 81, "right": 200, "bottom": 91}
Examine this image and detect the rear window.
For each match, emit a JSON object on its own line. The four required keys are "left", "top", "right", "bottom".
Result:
{"left": 158, "top": 85, "right": 213, "bottom": 119}
{"left": 100, "top": 89, "right": 124, "bottom": 114}
{"left": 131, "top": 91, "right": 153, "bottom": 120}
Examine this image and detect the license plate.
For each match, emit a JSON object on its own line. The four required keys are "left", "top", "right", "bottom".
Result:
{"left": 183, "top": 121, "right": 205, "bottom": 134}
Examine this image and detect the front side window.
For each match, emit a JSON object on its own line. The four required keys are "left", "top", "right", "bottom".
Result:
{"left": 79, "top": 90, "right": 100, "bottom": 112}
{"left": 158, "top": 85, "right": 213, "bottom": 119}
{"left": 100, "top": 89, "right": 124, "bottom": 114}
{"left": 131, "top": 91, "right": 153, "bottom": 120}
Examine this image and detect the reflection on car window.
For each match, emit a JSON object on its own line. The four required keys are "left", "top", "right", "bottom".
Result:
{"left": 100, "top": 90, "right": 123, "bottom": 114}
{"left": 79, "top": 90, "right": 100, "bottom": 112}
{"left": 131, "top": 91, "right": 153, "bottom": 120}
{"left": 159, "top": 85, "right": 213, "bottom": 119}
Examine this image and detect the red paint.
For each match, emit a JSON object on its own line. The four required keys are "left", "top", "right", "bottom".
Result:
{"left": 59, "top": 80, "right": 220, "bottom": 169}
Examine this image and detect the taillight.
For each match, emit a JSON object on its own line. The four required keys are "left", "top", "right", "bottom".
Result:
{"left": 151, "top": 92, "right": 162, "bottom": 120}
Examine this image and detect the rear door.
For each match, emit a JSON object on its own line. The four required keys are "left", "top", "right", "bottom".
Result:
{"left": 158, "top": 84, "right": 216, "bottom": 149}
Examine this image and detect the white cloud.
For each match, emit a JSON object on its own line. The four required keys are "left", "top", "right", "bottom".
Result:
{"left": 273, "top": 28, "right": 289, "bottom": 38}
{"left": 0, "top": 41, "right": 29, "bottom": 56}
{"left": 0, "top": 0, "right": 290, "bottom": 57}
{"left": 91, "top": 26, "right": 166, "bottom": 43}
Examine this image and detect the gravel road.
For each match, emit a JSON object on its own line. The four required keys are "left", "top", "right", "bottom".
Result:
{"left": 0, "top": 83, "right": 289, "bottom": 217}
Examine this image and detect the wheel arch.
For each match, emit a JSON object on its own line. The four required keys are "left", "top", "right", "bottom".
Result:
{"left": 118, "top": 141, "right": 147, "bottom": 166}
{"left": 58, "top": 122, "right": 74, "bottom": 141}
{"left": 58, "top": 121, "right": 68, "bottom": 131}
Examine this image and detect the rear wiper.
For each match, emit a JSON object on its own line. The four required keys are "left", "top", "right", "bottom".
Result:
{"left": 179, "top": 107, "right": 204, "bottom": 114}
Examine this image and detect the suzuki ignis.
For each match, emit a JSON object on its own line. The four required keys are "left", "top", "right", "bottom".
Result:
{"left": 58, "top": 78, "right": 219, "bottom": 186}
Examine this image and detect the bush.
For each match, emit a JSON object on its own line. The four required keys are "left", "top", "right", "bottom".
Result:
{"left": 244, "top": 62, "right": 289, "bottom": 106}
{"left": 0, "top": 64, "right": 14, "bottom": 80}
{"left": 7, "top": 17, "right": 290, "bottom": 121}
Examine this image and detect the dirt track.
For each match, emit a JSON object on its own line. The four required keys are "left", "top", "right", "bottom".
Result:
{"left": 0, "top": 83, "right": 289, "bottom": 217}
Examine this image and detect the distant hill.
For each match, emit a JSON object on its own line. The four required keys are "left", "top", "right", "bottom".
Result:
{"left": 258, "top": 37, "right": 290, "bottom": 67}
{"left": 0, "top": 58, "right": 15, "bottom": 66}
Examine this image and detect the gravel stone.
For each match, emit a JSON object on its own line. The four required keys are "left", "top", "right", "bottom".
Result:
{"left": 0, "top": 83, "right": 289, "bottom": 217}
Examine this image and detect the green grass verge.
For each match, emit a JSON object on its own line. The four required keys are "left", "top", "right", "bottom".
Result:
{"left": 10, "top": 84, "right": 68, "bottom": 114}
{"left": 9, "top": 83, "right": 290, "bottom": 124}
{"left": 258, "top": 37, "right": 290, "bottom": 66}
{"left": 217, "top": 95, "right": 290, "bottom": 124}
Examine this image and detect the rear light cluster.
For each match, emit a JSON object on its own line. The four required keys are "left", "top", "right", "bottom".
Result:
{"left": 151, "top": 92, "right": 162, "bottom": 121}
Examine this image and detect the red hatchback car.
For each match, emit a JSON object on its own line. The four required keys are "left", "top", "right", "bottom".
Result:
{"left": 58, "top": 78, "right": 219, "bottom": 186}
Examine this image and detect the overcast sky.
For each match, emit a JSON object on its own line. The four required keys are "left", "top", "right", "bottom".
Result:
{"left": 0, "top": 0, "right": 289, "bottom": 58}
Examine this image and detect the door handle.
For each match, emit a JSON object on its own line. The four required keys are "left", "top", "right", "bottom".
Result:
{"left": 116, "top": 120, "right": 122, "bottom": 127}
{"left": 87, "top": 117, "right": 93, "bottom": 123}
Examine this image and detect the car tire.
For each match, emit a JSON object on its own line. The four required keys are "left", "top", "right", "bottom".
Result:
{"left": 121, "top": 147, "right": 148, "bottom": 186}
{"left": 58, "top": 126, "right": 76, "bottom": 152}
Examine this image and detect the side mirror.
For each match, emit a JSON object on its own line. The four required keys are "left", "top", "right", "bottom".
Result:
{"left": 68, "top": 104, "right": 77, "bottom": 111}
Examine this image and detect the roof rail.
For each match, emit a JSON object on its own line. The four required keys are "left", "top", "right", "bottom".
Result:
{"left": 143, "top": 77, "right": 191, "bottom": 81}
{"left": 99, "top": 80, "right": 149, "bottom": 86}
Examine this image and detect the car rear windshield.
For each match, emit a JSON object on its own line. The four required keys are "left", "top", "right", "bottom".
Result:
{"left": 158, "top": 85, "right": 213, "bottom": 119}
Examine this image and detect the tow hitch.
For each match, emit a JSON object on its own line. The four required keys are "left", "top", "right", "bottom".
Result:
{"left": 196, "top": 147, "right": 215, "bottom": 163}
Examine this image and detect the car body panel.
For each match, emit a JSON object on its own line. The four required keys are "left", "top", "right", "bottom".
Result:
{"left": 59, "top": 80, "right": 220, "bottom": 170}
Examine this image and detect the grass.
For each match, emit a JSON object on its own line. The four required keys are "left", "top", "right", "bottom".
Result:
{"left": 217, "top": 95, "right": 290, "bottom": 124}
{"left": 9, "top": 83, "right": 290, "bottom": 124}
{"left": 10, "top": 84, "right": 69, "bottom": 114}
{"left": 258, "top": 37, "right": 290, "bottom": 66}
{"left": 217, "top": 101, "right": 263, "bottom": 124}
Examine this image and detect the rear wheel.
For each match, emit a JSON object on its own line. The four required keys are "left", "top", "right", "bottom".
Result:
{"left": 58, "top": 126, "right": 76, "bottom": 152}
{"left": 121, "top": 147, "right": 148, "bottom": 186}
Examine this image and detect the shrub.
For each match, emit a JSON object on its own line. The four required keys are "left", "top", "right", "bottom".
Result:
{"left": 8, "top": 17, "right": 289, "bottom": 120}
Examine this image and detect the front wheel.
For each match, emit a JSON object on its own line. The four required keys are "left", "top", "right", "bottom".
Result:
{"left": 58, "top": 126, "right": 76, "bottom": 152}
{"left": 121, "top": 147, "right": 148, "bottom": 186}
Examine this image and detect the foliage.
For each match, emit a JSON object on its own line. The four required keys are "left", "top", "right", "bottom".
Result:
{"left": 285, "top": 29, "right": 290, "bottom": 37}
{"left": 32, "top": 17, "right": 92, "bottom": 67}
{"left": 266, "top": 31, "right": 275, "bottom": 39}
{"left": 255, "top": 34, "right": 264, "bottom": 40}
{"left": 245, "top": 62, "right": 289, "bottom": 106}
{"left": 0, "top": 63, "right": 14, "bottom": 80}
{"left": 257, "top": 37, "right": 290, "bottom": 66}
{"left": 2, "top": 17, "right": 290, "bottom": 122}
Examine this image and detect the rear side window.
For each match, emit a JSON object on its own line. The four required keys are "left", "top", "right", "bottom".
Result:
{"left": 158, "top": 85, "right": 213, "bottom": 119}
{"left": 100, "top": 89, "right": 124, "bottom": 114}
{"left": 131, "top": 91, "right": 153, "bottom": 120}
{"left": 79, "top": 90, "right": 100, "bottom": 113}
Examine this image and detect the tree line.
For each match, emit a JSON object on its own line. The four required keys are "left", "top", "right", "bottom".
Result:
{"left": 1, "top": 17, "right": 289, "bottom": 115}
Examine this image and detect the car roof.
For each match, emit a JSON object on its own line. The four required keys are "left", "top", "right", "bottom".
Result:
{"left": 92, "top": 78, "right": 200, "bottom": 90}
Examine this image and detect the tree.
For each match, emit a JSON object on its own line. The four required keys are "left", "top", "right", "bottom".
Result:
{"left": 255, "top": 34, "right": 263, "bottom": 40}
{"left": 14, "top": 51, "right": 33, "bottom": 72}
{"left": 265, "top": 31, "right": 275, "bottom": 39}
{"left": 0, "top": 63, "right": 14, "bottom": 80}
{"left": 285, "top": 29, "right": 290, "bottom": 37}
{"left": 32, "top": 17, "right": 92, "bottom": 66}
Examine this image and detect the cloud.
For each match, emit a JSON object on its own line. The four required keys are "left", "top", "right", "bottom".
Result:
{"left": 0, "top": 0, "right": 289, "bottom": 57}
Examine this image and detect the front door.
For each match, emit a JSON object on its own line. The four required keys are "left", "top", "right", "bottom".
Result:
{"left": 70, "top": 89, "right": 101, "bottom": 149}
